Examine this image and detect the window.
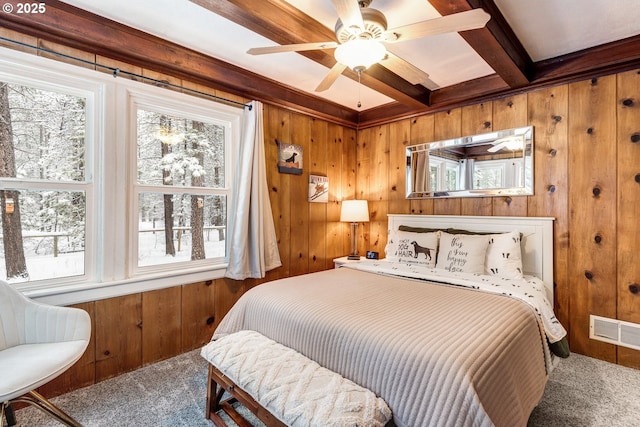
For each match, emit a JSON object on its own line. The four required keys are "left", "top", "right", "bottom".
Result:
{"left": 429, "top": 155, "right": 459, "bottom": 192}
{"left": 0, "top": 79, "right": 94, "bottom": 284}
{"left": 133, "top": 103, "right": 232, "bottom": 272}
{"left": 473, "top": 159, "right": 524, "bottom": 189}
{"left": 0, "top": 48, "right": 240, "bottom": 298}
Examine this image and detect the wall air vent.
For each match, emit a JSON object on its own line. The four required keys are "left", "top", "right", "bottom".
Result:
{"left": 590, "top": 315, "right": 640, "bottom": 351}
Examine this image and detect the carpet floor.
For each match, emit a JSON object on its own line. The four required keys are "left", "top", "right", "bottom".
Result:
{"left": 10, "top": 349, "right": 640, "bottom": 427}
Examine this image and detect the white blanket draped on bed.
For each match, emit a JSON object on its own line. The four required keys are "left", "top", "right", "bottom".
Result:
{"left": 213, "top": 266, "right": 557, "bottom": 427}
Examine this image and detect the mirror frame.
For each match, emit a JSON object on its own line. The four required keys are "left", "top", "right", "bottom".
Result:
{"left": 406, "top": 126, "right": 534, "bottom": 199}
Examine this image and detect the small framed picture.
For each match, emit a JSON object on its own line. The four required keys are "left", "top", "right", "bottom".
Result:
{"left": 277, "top": 140, "right": 303, "bottom": 175}
{"left": 308, "top": 175, "right": 328, "bottom": 203}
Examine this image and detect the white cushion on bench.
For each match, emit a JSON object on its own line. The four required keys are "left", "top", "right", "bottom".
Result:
{"left": 201, "top": 330, "right": 392, "bottom": 427}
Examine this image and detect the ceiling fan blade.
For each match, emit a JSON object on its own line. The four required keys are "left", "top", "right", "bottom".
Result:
{"left": 380, "top": 52, "right": 438, "bottom": 90}
{"left": 247, "top": 41, "right": 338, "bottom": 55}
{"left": 332, "top": 0, "right": 365, "bottom": 32}
{"left": 384, "top": 8, "right": 490, "bottom": 43}
{"left": 315, "top": 62, "right": 348, "bottom": 92}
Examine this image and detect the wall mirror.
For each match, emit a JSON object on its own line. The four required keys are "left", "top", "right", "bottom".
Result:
{"left": 406, "top": 126, "right": 534, "bottom": 199}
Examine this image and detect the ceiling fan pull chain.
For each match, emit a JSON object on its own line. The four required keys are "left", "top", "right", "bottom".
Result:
{"left": 357, "top": 69, "right": 362, "bottom": 108}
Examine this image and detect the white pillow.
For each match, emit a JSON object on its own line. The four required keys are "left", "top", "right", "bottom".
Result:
{"left": 436, "top": 232, "right": 490, "bottom": 274}
{"left": 385, "top": 230, "right": 438, "bottom": 268}
{"left": 485, "top": 230, "right": 524, "bottom": 279}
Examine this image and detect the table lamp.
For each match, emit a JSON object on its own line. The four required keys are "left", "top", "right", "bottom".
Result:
{"left": 340, "top": 200, "right": 369, "bottom": 260}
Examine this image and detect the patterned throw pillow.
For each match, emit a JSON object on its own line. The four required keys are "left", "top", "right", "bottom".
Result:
{"left": 385, "top": 230, "right": 438, "bottom": 268}
{"left": 435, "top": 232, "right": 490, "bottom": 274}
{"left": 484, "top": 230, "right": 524, "bottom": 279}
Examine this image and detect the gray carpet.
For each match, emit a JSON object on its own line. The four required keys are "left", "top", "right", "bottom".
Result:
{"left": 11, "top": 349, "right": 640, "bottom": 427}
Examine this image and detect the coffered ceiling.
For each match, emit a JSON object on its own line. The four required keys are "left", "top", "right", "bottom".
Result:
{"left": 3, "top": 0, "right": 640, "bottom": 127}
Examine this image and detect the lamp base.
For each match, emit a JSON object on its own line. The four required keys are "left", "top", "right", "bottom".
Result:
{"left": 347, "top": 254, "right": 361, "bottom": 260}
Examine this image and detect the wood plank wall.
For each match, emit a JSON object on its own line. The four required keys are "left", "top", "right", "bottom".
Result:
{"left": 357, "top": 70, "right": 640, "bottom": 369}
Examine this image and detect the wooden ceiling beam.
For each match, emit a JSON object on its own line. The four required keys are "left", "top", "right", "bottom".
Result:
{"left": 191, "top": 0, "right": 432, "bottom": 109}
{"left": 0, "top": 0, "right": 360, "bottom": 126}
{"left": 533, "top": 34, "right": 640, "bottom": 83}
{"left": 428, "top": 0, "right": 532, "bottom": 88}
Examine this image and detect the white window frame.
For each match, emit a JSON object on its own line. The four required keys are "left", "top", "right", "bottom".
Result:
{"left": 126, "top": 88, "right": 238, "bottom": 277}
{"left": 429, "top": 155, "right": 459, "bottom": 191}
{"left": 0, "top": 47, "right": 242, "bottom": 306}
{"left": 474, "top": 158, "right": 524, "bottom": 189}
{"left": 0, "top": 60, "right": 102, "bottom": 292}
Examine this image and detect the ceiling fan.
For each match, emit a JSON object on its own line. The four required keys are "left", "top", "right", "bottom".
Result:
{"left": 247, "top": 0, "right": 490, "bottom": 93}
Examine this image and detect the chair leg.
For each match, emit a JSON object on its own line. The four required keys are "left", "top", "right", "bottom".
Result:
{"left": 1, "top": 402, "right": 17, "bottom": 427}
{"left": 8, "top": 391, "right": 83, "bottom": 427}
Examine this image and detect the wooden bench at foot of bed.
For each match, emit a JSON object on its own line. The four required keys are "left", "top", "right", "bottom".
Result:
{"left": 201, "top": 330, "right": 392, "bottom": 427}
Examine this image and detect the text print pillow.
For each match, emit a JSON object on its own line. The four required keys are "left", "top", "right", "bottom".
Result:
{"left": 436, "top": 232, "right": 490, "bottom": 274}
{"left": 387, "top": 231, "right": 438, "bottom": 268}
{"left": 485, "top": 230, "right": 524, "bottom": 279}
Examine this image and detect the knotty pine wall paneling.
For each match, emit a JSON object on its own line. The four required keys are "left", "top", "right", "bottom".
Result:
{"left": 289, "top": 113, "right": 311, "bottom": 276}
{"left": 527, "top": 86, "right": 570, "bottom": 331}
{"left": 368, "top": 125, "right": 390, "bottom": 256}
{"left": 326, "top": 122, "right": 349, "bottom": 264}
{"left": 408, "top": 115, "right": 435, "bottom": 215}
{"left": 491, "top": 95, "right": 529, "bottom": 216}
{"left": 616, "top": 69, "right": 640, "bottom": 369}
{"left": 433, "top": 109, "right": 462, "bottom": 215}
{"left": 309, "top": 118, "right": 329, "bottom": 272}
{"left": 388, "top": 119, "right": 412, "bottom": 216}
{"left": 181, "top": 280, "right": 217, "bottom": 350}
{"left": 460, "top": 102, "right": 494, "bottom": 216}
{"left": 567, "top": 75, "right": 618, "bottom": 362}
{"left": 356, "top": 126, "right": 374, "bottom": 255}
{"left": 265, "top": 104, "right": 292, "bottom": 280}
{"left": 142, "top": 287, "right": 182, "bottom": 365}
{"left": 342, "top": 126, "right": 358, "bottom": 255}
{"left": 94, "top": 294, "right": 143, "bottom": 382}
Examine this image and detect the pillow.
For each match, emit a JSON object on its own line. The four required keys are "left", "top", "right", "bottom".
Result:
{"left": 398, "top": 225, "right": 442, "bottom": 233}
{"left": 385, "top": 230, "right": 438, "bottom": 268}
{"left": 436, "top": 232, "right": 490, "bottom": 274}
{"left": 484, "top": 230, "right": 524, "bottom": 279}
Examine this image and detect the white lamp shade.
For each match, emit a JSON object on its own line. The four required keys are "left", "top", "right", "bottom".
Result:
{"left": 340, "top": 200, "right": 369, "bottom": 222}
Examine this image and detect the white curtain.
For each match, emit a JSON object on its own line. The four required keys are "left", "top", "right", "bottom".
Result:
{"left": 225, "top": 101, "right": 281, "bottom": 280}
{"left": 460, "top": 159, "right": 475, "bottom": 190}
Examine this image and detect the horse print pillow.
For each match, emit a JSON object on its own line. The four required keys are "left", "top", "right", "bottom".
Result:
{"left": 385, "top": 230, "right": 439, "bottom": 268}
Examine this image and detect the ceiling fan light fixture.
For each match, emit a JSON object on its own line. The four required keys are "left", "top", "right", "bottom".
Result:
{"left": 334, "top": 39, "right": 386, "bottom": 72}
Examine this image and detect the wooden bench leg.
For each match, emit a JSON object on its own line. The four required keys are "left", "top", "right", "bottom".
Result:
{"left": 205, "top": 365, "right": 286, "bottom": 427}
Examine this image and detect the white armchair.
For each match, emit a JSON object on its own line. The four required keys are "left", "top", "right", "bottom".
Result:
{"left": 0, "top": 280, "right": 91, "bottom": 427}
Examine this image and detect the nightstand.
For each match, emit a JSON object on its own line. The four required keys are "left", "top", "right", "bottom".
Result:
{"left": 333, "top": 256, "right": 377, "bottom": 269}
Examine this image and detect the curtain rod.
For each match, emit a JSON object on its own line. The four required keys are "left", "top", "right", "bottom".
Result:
{"left": 0, "top": 36, "right": 252, "bottom": 110}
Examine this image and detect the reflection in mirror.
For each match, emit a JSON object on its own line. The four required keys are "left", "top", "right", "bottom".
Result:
{"left": 406, "top": 126, "right": 534, "bottom": 198}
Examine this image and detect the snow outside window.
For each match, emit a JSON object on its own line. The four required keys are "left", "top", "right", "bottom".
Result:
{"left": 0, "top": 79, "right": 93, "bottom": 284}
{"left": 131, "top": 94, "right": 234, "bottom": 275}
{"left": 0, "top": 48, "right": 241, "bottom": 300}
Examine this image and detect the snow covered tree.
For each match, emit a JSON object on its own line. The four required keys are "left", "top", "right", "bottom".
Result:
{"left": 0, "top": 82, "right": 28, "bottom": 279}
{"left": 190, "top": 121, "right": 205, "bottom": 261}
{"left": 160, "top": 115, "right": 176, "bottom": 256}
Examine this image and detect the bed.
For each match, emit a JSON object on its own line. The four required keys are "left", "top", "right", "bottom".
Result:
{"left": 211, "top": 215, "right": 567, "bottom": 427}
